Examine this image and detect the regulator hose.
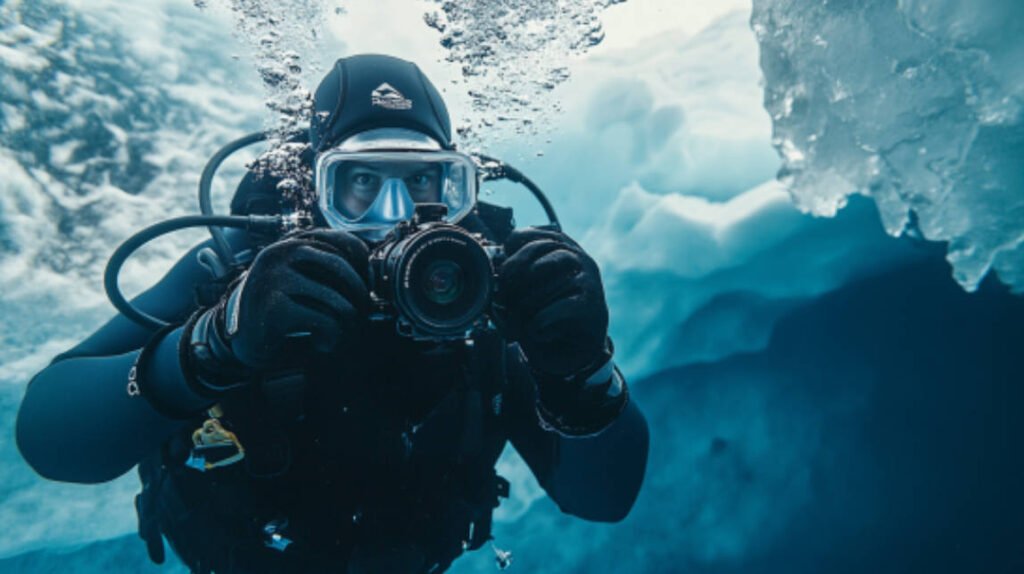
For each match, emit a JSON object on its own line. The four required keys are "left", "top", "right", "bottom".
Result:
{"left": 199, "top": 131, "right": 270, "bottom": 266}
{"left": 104, "top": 214, "right": 282, "bottom": 330}
{"left": 476, "top": 154, "right": 561, "bottom": 231}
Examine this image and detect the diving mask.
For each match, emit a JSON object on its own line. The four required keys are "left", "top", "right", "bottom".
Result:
{"left": 315, "top": 129, "right": 478, "bottom": 241}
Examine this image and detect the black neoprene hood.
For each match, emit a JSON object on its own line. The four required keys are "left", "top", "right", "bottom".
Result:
{"left": 309, "top": 54, "right": 454, "bottom": 152}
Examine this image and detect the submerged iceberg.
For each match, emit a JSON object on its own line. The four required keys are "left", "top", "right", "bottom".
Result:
{"left": 752, "top": 0, "right": 1024, "bottom": 292}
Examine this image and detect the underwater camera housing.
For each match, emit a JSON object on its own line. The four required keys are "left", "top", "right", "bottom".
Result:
{"left": 369, "top": 203, "right": 503, "bottom": 340}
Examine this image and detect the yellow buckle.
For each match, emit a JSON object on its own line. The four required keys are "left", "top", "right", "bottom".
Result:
{"left": 187, "top": 406, "right": 245, "bottom": 471}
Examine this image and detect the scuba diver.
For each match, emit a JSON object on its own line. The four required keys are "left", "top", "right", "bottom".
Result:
{"left": 15, "top": 54, "right": 649, "bottom": 574}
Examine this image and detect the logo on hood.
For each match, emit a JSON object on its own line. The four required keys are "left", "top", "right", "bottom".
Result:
{"left": 371, "top": 83, "right": 413, "bottom": 110}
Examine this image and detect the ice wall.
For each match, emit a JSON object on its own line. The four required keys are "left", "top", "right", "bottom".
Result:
{"left": 752, "top": 0, "right": 1024, "bottom": 292}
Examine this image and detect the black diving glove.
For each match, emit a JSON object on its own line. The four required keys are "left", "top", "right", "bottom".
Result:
{"left": 496, "top": 228, "right": 627, "bottom": 435}
{"left": 184, "top": 229, "right": 371, "bottom": 392}
{"left": 497, "top": 228, "right": 609, "bottom": 375}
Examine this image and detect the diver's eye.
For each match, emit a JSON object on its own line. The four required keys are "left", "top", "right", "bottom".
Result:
{"left": 352, "top": 173, "right": 378, "bottom": 187}
{"left": 407, "top": 171, "right": 432, "bottom": 186}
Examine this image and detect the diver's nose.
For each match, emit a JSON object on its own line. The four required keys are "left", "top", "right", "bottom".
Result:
{"left": 373, "top": 178, "right": 415, "bottom": 221}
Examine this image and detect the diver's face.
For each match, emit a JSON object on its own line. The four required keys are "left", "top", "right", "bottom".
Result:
{"left": 334, "top": 160, "right": 443, "bottom": 217}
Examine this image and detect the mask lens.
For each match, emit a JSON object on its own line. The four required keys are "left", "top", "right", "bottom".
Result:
{"left": 329, "top": 161, "right": 443, "bottom": 219}
{"left": 317, "top": 151, "right": 478, "bottom": 236}
{"left": 330, "top": 163, "right": 382, "bottom": 219}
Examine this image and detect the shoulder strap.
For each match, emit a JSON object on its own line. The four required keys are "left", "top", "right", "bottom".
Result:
{"left": 462, "top": 327, "right": 508, "bottom": 427}
{"left": 135, "top": 452, "right": 168, "bottom": 565}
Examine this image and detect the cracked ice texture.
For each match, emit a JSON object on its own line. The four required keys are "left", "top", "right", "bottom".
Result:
{"left": 751, "top": 0, "right": 1024, "bottom": 292}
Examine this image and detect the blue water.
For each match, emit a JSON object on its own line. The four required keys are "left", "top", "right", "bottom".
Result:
{"left": 2, "top": 0, "right": 1022, "bottom": 572}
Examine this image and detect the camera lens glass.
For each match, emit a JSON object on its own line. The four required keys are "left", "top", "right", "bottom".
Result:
{"left": 422, "top": 259, "right": 464, "bottom": 305}
{"left": 386, "top": 226, "right": 493, "bottom": 337}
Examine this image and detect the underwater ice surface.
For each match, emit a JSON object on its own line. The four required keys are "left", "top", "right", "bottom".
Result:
{"left": 752, "top": 0, "right": 1024, "bottom": 292}
{"left": 1, "top": 0, "right": 1022, "bottom": 572}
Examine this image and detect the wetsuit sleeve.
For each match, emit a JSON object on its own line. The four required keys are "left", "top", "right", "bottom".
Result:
{"left": 15, "top": 230, "right": 251, "bottom": 484}
{"left": 504, "top": 346, "right": 650, "bottom": 523}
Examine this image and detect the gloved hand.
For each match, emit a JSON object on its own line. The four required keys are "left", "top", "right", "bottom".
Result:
{"left": 185, "top": 229, "right": 371, "bottom": 389}
{"left": 495, "top": 228, "right": 610, "bottom": 378}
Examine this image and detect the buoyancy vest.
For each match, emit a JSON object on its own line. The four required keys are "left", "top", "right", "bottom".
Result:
{"left": 136, "top": 325, "right": 512, "bottom": 574}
